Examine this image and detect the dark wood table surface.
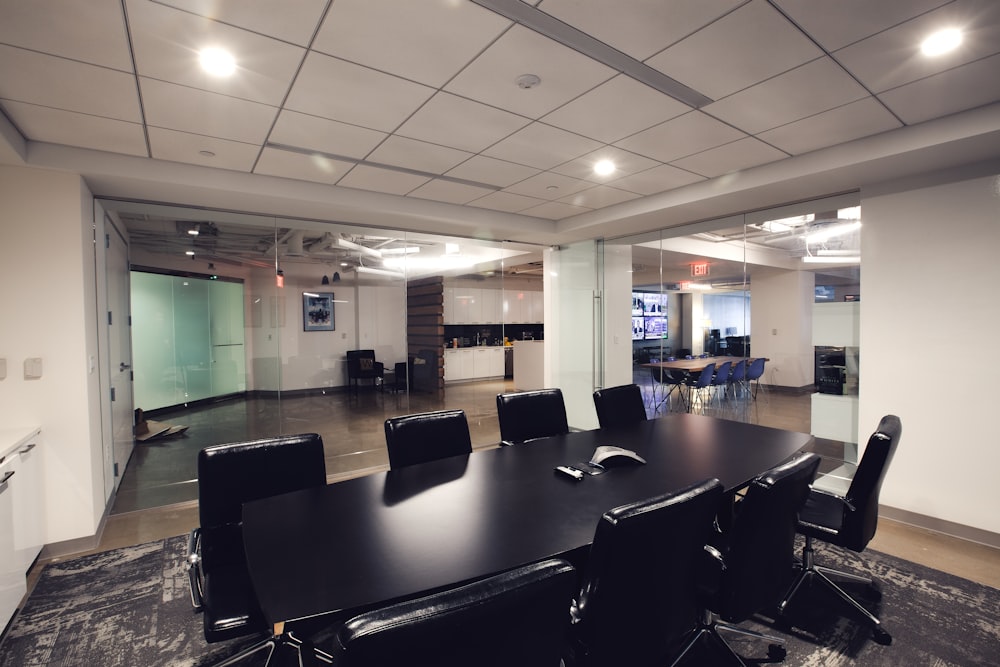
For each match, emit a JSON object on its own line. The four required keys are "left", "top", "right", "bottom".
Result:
{"left": 643, "top": 355, "right": 759, "bottom": 374}
{"left": 242, "top": 413, "right": 811, "bottom": 631}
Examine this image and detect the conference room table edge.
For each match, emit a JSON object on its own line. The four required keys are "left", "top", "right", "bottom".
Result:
{"left": 241, "top": 412, "right": 812, "bottom": 632}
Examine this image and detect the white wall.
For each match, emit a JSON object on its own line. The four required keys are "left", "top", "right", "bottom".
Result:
{"left": 602, "top": 243, "right": 633, "bottom": 389}
{"left": 750, "top": 268, "right": 815, "bottom": 388}
{"left": 862, "top": 171, "right": 1000, "bottom": 535}
{"left": 0, "top": 165, "right": 105, "bottom": 544}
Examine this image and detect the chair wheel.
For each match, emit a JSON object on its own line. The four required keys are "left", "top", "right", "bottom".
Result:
{"left": 873, "top": 627, "right": 892, "bottom": 645}
{"left": 865, "top": 582, "right": 883, "bottom": 601}
{"left": 768, "top": 644, "right": 787, "bottom": 660}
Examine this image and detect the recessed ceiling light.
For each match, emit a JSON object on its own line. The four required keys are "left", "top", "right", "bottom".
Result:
{"left": 185, "top": 250, "right": 195, "bottom": 256}
{"left": 199, "top": 47, "right": 236, "bottom": 77}
{"left": 920, "top": 28, "right": 962, "bottom": 56}
{"left": 594, "top": 159, "right": 616, "bottom": 176}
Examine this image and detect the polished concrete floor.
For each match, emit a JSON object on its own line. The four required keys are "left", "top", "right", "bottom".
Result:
{"left": 48, "top": 375, "right": 1000, "bottom": 592}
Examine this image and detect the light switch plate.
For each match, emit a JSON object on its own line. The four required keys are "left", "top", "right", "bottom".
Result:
{"left": 24, "top": 357, "right": 43, "bottom": 379}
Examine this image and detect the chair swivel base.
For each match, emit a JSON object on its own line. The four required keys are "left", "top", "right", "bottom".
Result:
{"left": 669, "top": 610, "right": 787, "bottom": 667}
{"left": 210, "top": 630, "right": 334, "bottom": 667}
{"left": 778, "top": 539, "right": 891, "bottom": 645}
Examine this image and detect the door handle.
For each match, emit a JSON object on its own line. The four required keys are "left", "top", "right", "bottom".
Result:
{"left": 120, "top": 362, "right": 131, "bottom": 372}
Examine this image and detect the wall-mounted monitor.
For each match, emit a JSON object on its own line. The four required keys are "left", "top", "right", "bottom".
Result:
{"left": 631, "top": 317, "right": 644, "bottom": 341}
{"left": 644, "top": 316, "right": 668, "bottom": 340}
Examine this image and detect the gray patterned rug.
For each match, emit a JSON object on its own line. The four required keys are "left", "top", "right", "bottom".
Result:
{"left": 0, "top": 534, "right": 997, "bottom": 666}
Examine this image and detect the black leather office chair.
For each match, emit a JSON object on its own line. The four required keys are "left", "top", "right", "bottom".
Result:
{"left": 671, "top": 452, "right": 820, "bottom": 667}
{"left": 592, "top": 383, "right": 647, "bottom": 429}
{"left": 188, "top": 433, "right": 328, "bottom": 667}
{"left": 496, "top": 388, "right": 569, "bottom": 446}
{"left": 566, "top": 478, "right": 725, "bottom": 667}
{"left": 383, "top": 409, "right": 472, "bottom": 469}
{"left": 323, "top": 558, "right": 577, "bottom": 667}
{"left": 346, "top": 349, "right": 384, "bottom": 395}
{"left": 778, "top": 415, "right": 902, "bottom": 644}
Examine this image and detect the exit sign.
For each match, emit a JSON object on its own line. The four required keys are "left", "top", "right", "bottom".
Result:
{"left": 691, "top": 262, "right": 710, "bottom": 277}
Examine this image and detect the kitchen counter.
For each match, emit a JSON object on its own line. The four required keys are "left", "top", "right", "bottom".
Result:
{"left": 512, "top": 340, "right": 544, "bottom": 391}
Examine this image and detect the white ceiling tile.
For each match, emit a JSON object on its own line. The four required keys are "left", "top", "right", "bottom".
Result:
{"left": 467, "top": 191, "right": 547, "bottom": 213}
{"left": 484, "top": 123, "right": 602, "bottom": 170}
{"left": 0, "top": 0, "right": 132, "bottom": 71}
{"left": 313, "top": 0, "right": 511, "bottom": 87}
{"left": 337, "top": 164, "right": 430, "bottom": 195}
{"left": 154, "top": 0, "right": 329, "bottom": 46}
{"left": 444, "top": 25, "right": 616, "bottom": 119}
{"left": 670, "top": 137, "right": 787, "bottom": 178}
{"left": 269, "top": 110, "right": 387, "bottom": 160}
{"left": 520, "top": 200, "right": 591, "bottom": 220}
{"left": 367, "top": 136, "right": 473, "bottom": 175}
{"left": 559, "top": 185, "right": 640, "bottom": 209}
{"left": 504, "top": 171, "right": 592, "bottom": 200}
{"left": 148, "top": 127, "right": 260, "bottom": 171}
{"left": 877, "top": 53, "right": 1000, "bottom": 125}
{"left": 614, "top": 111, "right": 746, "bottom": 163}
{"left": 2, "top": 100, "right": 147, "bottom": 156}
{"left": 758, "top": 98, "right": 902, "bottom": 155}
{"left": 254, "top": 146, "right": 355, "bottom": 184}
{"left": 552, "top": 146, "right": 661, "bottom": 183}
{"left": 445, "top": 155, "right": 541, "bottom": 188}
{"left": 127, "top": 0, "right": 305, "bottom": 107}
{"left": 647, "top": 1, "right": 823, "bottom": 100}
{"left": 285, "top": 52, "right": 434, "bottom": 132}
{"left": 0, "top": 45, "right": 141, "bottom": 121}
{"left": 772, "top": 0, "right": 952, "bottom": 51}
{"left": 536, "top": 0, "right": 747, "bottom": 61}
{"left": 541, "top": 75, "right": 690, "bottom": 144}
{"left": 140, "top": 78, "right": 278, "bottom": 145}
{"left": 834, "top": 0, "right": 1000, "bottom": 93}
{"left": 408, "top": 180, "right": 497, "bottom": 205}
{"left": 704, "top": 57, "right": 869, "bottom": 134}
{"left": 608, "top": 164, "right": 705, "bottom": 196}
{"left": 396, "top": 93, "right": 530, "bottom": 153}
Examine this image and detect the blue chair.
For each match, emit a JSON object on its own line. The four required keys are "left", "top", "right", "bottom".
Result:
{"left": 711, "top": 361, "right": 732, "bottom": 402}
{"left": 683, "top": 363, "right": 715, "bottom": 412}
{"left": 728, "top": 359, "right": 747, "bottom": 399}
{"left": 745, "top": 358, "right": 766, "bottom": 400}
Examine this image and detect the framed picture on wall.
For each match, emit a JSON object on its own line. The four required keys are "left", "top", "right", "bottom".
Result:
{"left": 303, "top": 292, "right": 335, "bottom": 331}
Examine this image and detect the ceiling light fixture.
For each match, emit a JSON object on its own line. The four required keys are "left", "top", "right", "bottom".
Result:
{"left": 593, "top": 159, "right": 616, "bottom": 176}
{"left": 802, "top": 256, "right": 861, "bottom": 264}
{"left": 336, "top": 237, "right": 382, "bottom": 259}
{"left": 380, "top": 246, "right": 420, "bottom": 255}
{"left": 355, "top": 266, "right": 404, "bottom": 278}
{"left": 921, "top": 28, "right": 962, "bottom": 56}
{"left": 198, "top": 47, "right": 236, "bottom": 77}
{"left": 470, "top": 0, "right": 713, "bottom": 108}
{"left": 805, "top": 221, "right": 861, "bottom": 244}
{"left": 185, "top": 250, "right": 195, "bottom": 256}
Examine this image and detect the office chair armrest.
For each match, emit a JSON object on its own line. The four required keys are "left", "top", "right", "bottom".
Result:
{"left": 809, "top": 486, "right": 857, "bottom": 513}
{"left": 499, "top": 440, "right": 516, "bottom": 447}
{"left": 187, "top": 527, "right": 204, "bottom": 611}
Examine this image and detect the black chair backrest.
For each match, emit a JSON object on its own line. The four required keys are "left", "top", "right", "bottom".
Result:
{"left": 330, "top": 558, "right": 577, "bottom": 667}
{"left": 384, "top": 409, "right": 472, "bottom": 469}
{"left": 593, "top": 384, "right": 647, "bottom": 429}
{"left": 496, "top": 388, "right": 569, "bottom": 445}
{"left": 347, "top": 349, "right": 378, "bottom": 376}
{"left": 842, "top": 414, "right": 902, "bottom": 550}
{"left": 714, "top": 452, "right": 820, "bottom": 622}
{"left": 574, "top": 479, "right": 725, "bottom": 665}
{"left": 198, "top": 433, "right": 327, "bottom": 531}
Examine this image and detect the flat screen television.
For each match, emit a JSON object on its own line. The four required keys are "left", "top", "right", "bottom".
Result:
{"left": 644, "top": 316, "right": 668, "bottom": 340}
{"left": 631, "top": 317, "right": 644, "bottom": 341}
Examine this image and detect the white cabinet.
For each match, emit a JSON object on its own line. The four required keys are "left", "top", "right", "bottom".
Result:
{"left": 474, "top": 347, "right": 504, "bottom": 377}
{"left": 479, "top": 289, "right": 500, "bottom": 323}
{"left": 443, "top": 287, "right": 455, "bottom": 324}
{"left": 0, "top": 456, "right": 26, "bottom": 632}
{"left": 12, "top": 439, "right": 44, "bottom": 569}
{"left": 452, "top": 288, "right": 480, "bottom": 324}
{"left": 447, "top": 287, "right": 542, "bottom": 324}
{"left": 445, "top": 347, "right": 505, "bottom": 382}
{"left": 527, "top": 291, "right": 544, "bottom": 323}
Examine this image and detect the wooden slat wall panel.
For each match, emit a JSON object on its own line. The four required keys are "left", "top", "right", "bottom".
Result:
{"left": 407, "top": 276, "right": 444, "bottom": 394}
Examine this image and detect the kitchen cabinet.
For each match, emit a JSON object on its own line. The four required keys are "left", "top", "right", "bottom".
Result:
{"left": 445, "top": 287, "right": 542, "bottom": 324}
{"left": 0, "top": 426, "right": 43, "bottom": 631}
{"left": 444, "top": 347, "right": 505, "bottom": 382}
{"left": 0, "top": 456, "right": 25, "bottom": 632}
{"left": 12, "top": 437, "right": 44, "bottom": 569}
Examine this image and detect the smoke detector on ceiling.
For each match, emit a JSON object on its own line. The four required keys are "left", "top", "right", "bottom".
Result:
{"left": 516, "top": 73, "right": 541, "bottom": 89}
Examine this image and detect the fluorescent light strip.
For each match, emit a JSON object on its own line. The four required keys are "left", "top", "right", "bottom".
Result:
{"left": 336, "top": 237, "right": 382, "bottom": 259}
{"left": 802, "top": 256, "right": 860, "bottom": 264}
{"left": 470, "top": 0, "right": 713, "bottom": 108}
{"left": 355, "top": 266, "right": 404, "bottom": 277}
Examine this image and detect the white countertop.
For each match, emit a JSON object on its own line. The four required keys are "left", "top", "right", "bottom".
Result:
{"left": 0, "top": 427, "right": 41, "bottom": 460}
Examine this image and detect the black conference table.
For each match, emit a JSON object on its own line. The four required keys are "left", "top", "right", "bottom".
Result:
{"left": 242, "top": 412, "right": 812, "bottom": 634}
